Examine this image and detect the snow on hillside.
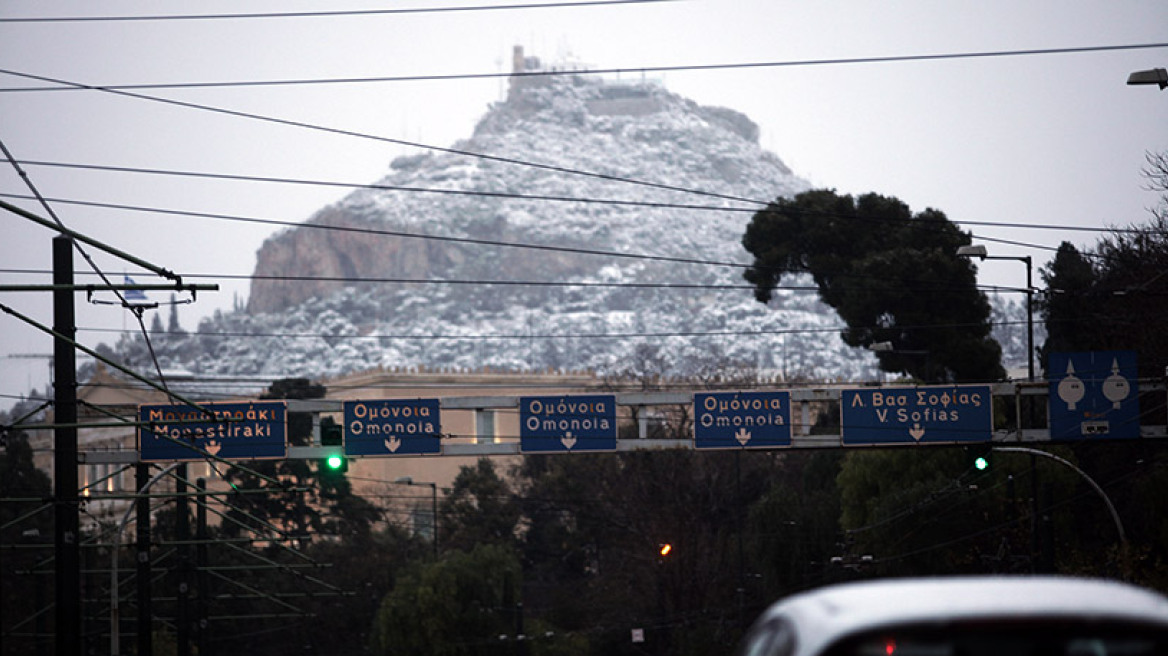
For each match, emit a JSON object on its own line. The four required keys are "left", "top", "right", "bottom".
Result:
{"left": 116, "top": 70, "right": 1030, "bottom": 385}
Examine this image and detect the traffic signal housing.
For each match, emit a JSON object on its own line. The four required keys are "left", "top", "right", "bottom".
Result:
{"left": 320, "top": 418, "right": 347, "bottom": 474}
{"left": 321, "top": 419, "right": 343, "bottom": 446}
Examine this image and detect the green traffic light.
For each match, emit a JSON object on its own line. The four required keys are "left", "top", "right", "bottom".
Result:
{"left": 974, "top": 456, "right": 989, "bottom": 471}
{"left": 326, "top": 454, "right": 345, "bottom": 470}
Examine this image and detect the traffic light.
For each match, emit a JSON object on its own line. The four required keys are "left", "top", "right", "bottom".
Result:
{"left": 323, "top": 453, "right": 348, "bottom": 473}
{"left": 658, "top": 543, "right": 673, "bottom": 557}
{"left": 320, "top": 418, "right": 347, "bottom": 474}
{"left": 966, "top": 444, "right": 993, "bottom": 472}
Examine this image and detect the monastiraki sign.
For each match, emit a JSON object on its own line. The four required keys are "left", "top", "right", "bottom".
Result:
{"left": 138, "top": 401, "right": 287, "bottom": 461}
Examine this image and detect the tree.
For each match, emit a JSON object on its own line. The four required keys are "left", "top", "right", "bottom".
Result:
{"left": 1034, "top": 156, "right": 1168, "bottom": 584}
{"left": 1144, "top": 150, "right": 1168, "bottom": 222}
{"left": 370, "top": 543, "right": 521, "bottom": 656}
{"left": 746, "top": 451, "right": 842, "bottom": 594}
{"left": 439, "top": 458, "right": 521, "bottom": 552}
{"left": 1038, "top": 219, "right": 1168, "bottom": 379}
{"left": 0, "top": 423, "right": 53, "bottom": 656}
{"left": 834, "top": 447, "right": 1044, "bottom": 577}
{"left": 514, "top": 450, "right": 785, "bottom": 655}
{"left": 1037, "top": 241, "right": 1100, "bottom": 363}
{"left": 742, "top": 189, "right": 1004, "bottom": 383}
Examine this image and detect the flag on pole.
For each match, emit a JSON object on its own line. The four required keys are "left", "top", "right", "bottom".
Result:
{"left": 124, "top": 275, "right": 150, "bottom": 305}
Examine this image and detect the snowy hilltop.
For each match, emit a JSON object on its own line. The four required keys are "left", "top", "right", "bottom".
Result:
{"left": 117, "top": 53, "right": 1029, "bottom": 385}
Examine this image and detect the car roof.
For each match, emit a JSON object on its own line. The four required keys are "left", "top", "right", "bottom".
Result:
{"left": 757, "top": 576, "right": 1168, "bottom": 655}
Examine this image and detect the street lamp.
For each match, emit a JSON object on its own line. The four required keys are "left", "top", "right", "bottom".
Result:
{"left": 1127, "top": 68, "right": 1167, "bottom": 90}
{"left": 395, "top": 476, "right": 438, "bottom": 556}
{"left": 957, "top": 244, "right": 1034, "bottom": 381}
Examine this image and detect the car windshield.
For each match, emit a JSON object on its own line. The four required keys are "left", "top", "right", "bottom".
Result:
{"left": 824, "top": 620, "right": 1168, "bottom": 656}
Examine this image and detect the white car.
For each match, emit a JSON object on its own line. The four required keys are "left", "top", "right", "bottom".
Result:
{"left": 738, "top": 576, "right": 1168, "bottom": 656}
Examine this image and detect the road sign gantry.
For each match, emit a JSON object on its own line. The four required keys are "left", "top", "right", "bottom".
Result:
{"left": 79, "top": 378, "right": 1167, "bottom": 465}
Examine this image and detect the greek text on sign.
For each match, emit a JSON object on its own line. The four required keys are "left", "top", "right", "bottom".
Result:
{"left": 138, "top": 401, "right": 287, "bottom": 462}
{"left": 841, "top": 385, "right": 992, "bottom": 445}
{"left": 694, "top": 391, "right": 791, "bottom": 449}
{"left": 344, "top": 399, "right": 441, "bottom": 456}
{"left": 520, "top": 395, "right": 617, "bottom": 453}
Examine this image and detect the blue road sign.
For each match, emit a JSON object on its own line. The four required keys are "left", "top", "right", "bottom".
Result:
{"left": 520, "top": 395, "right": 617, "bottom": 453}
{"left": 694, "top": 391, "right": 791, "bottom": 449}
{"left": 841, "top": 385, "right": 992, "bottom": 445}
{"left": 139, "top": 401, "right": 286, "bottom": 462}
{"left": 1048, "top": 350, "right": 1139, "bottom": 440}
{"left": 343, "top": 399, "right": 441, "bottom": 455}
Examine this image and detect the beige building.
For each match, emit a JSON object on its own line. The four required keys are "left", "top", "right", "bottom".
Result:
{"left": 30, "top": 363, "right": 614, "bottom": 534}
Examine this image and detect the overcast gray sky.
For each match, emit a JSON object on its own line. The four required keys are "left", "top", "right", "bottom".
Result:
{"left": 1, "top": 0, "right": 1166, "bottom": 408}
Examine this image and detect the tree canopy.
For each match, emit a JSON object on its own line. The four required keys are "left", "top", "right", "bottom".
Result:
{"left": 1039, "top": 218, "right": 1168, "bottom": 380}
{"left": 742, "top": 189, "right": 1004, "bottom": 383}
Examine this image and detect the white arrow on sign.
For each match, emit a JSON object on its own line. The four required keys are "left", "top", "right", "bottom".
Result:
{"left": 909, "top": 424, "right": 925, "bottom": 441}
{"left": 735, "top": 428, "right": 752, "bottom": 446}
{"left": 385, "top": 435, "right": 402, "bottom": 452}
{"left": 561, "top": 431, "right": 577, "bottom": 450}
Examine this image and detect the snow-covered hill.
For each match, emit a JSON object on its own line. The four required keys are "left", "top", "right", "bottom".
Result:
{"left": 120, "top": 65, "right": 1030, "bottom": 384}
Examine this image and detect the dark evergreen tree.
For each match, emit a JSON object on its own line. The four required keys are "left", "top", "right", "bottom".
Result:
{"left": 742, "top": 189, "right": 1004, "bottom": 383}
{"left": 1037, "top": 241, "right": 1098, "bottom": 362}
{"left": 0, "top": 424, "right": 53, "bottom": 656}
{"left": 438, "top": 458, "right": 521, "bottom": 552}
{"left": 370, "top": 543, "right": 522, "bottom": 656}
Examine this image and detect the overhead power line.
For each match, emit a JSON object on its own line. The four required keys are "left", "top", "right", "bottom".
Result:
{"left": 0, "top": 158, "right": 760, "bottom": 212}
{"left": 0, "top": 166, "right": 1102, "bottom": 262}
{"left": 75, "top": 317, "right": 1040, "bottom": 343}
{"left": 0, "top": 0, "right": 677, "bottom": 23}
{"left": 0, "top": 190, "right": 1143, "bottom": 238}
{"left": 0, "top": 68, "right": 761, "bottom": 208}
{"left": 0, "top": 267, "right": 1031, "bottom": 297}
{"left": 2, "top": 43, "right": 1166, "bottom": 91}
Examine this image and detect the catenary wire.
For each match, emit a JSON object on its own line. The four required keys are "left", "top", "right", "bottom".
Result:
{"left": 0, "top": 68, "right": 763, "bottom": 208}
{"left": 68, "top": 318, "right": 1036, "bottom": 343}
{"left": 0, "top": 191, "right": 1146, "bottom": 239}
{"left": 0, "top": 164, "right": 1079, "bottom": 262}
{"left": 0, "top": 136, "right": 185, "bottom": 406}
{"left": 0, "top": 43, "right": 1161, "bottom": 259}
{"left": 0, "top": 265, "right": 1035, "bottom": 296}
{"left": 0, "top": 0, "right": 679, "bottom": 23}
{"left": 0, "top": 158, "right": 761, "bottom": 212}
{"left": 2, "top": 42, "right": 1165, "bottom": 88}
{"left": 0, "top": 192, "right": 760, "bottom": 270}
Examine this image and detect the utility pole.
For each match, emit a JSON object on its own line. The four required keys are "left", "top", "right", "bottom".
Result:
{"left": 52, "top": 235, "right": 80, "bottom": 656}
{"left": 136, "top": 464, "right": 153, "bottom": 656}
{"left": 176, "top": 465, "right": 191, "bottom": 656}
{"left": 196, "top": 478, "right": 210, "bottom": 656}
